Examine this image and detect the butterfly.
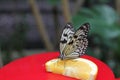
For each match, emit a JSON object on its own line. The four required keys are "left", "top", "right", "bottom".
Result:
{"left": 59, "top": 23, "right": 90, "bottom": 60}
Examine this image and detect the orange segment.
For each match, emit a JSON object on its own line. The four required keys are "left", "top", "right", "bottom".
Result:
{"left": 45, "top": 58, "right": 98, "bottom": 80}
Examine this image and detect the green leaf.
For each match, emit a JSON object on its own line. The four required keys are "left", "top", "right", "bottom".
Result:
{"left": 92, "top": 5, "right": 119, "bottom": 25}
{"left": 72, "top": 5, "right": 120, "bottom": 38}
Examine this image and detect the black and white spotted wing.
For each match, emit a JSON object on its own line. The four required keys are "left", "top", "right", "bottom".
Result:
{"left": 59, "top": 23, "right": 90, "bottom": 60}
{"left": 59, "top": 23, "right": 75, "bottom": 57}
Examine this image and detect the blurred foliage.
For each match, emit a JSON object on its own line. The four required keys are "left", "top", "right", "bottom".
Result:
{"left": 89, "top": 0, "right": 111, "bottom": 4}
{"left": 0, "top": 21, "right": 28, "bottom": 64}
{"left": 72, "top": 5, "right": 120, "bottom": 77}
{"left": 47, "top": 0, "right": 60, "bottom": 6}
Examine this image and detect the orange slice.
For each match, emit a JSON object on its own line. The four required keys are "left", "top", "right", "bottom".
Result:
{"left": 45, "top": 58, "right": 98, "bottom": 80}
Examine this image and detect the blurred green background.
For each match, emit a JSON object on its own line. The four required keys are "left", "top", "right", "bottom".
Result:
{"left": 0, "top": 0, "right": 120, "bottom": 78}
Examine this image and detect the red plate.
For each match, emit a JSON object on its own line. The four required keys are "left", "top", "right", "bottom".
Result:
{"left": 0, "top": 52, "right": 115, "bottom": 80}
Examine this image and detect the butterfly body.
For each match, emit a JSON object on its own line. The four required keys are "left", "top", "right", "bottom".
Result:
{"left": 59, "top": 23, "right": 90, "bottom": 60}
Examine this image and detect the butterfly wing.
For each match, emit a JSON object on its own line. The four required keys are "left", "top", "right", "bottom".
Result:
{"left": 73, "top": 23, "right": 90, "bottom": 56}
{"left": 60, "top": 23, "right": 90, "bottom": 59}
{"left": 59, "top": 23, "right": 75, "bottom": 59}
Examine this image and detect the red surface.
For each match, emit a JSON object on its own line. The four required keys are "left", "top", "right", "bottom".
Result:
{"left": 0, "top": 52, "right": 115, "bottom": 80}
{"left": 115, "top": 78, "right": 120, "bottom": 80}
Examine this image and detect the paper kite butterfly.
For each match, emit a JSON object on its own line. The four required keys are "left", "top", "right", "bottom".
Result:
{"left": 59, "top": 23, "right": 90, "bottom": 60}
